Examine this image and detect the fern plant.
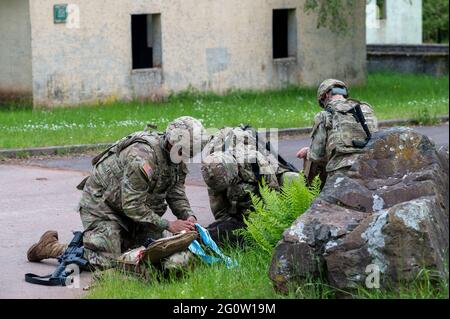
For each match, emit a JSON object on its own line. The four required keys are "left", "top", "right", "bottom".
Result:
{"left": 238, "top": 174, "right": 321, "bottom": 254}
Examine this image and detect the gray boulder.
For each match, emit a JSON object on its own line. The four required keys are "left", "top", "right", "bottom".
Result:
{"left": 269, "top": 127, "right": 449, "bottom": 293}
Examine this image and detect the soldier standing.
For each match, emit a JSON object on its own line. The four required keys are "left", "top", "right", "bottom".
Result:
{"left": 297, "top": 79, "right": 378, "bottom": 183}
{"left": 27, "top": 116, "right": 208, "bottom": 268}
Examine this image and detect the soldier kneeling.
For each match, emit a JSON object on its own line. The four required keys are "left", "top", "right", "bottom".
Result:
{"left": 27, "top": 116, "right": 209, "bottom": 273}
{"left": 201, "top": 126, "right": 299, "bottom": 245}
{"left": 297, "top": 79, "right": 379, "bottom": 185}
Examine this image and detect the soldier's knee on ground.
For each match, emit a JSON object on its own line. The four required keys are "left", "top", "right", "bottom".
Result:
{"left": 83, "top": 248, "right": 120, "bottom": 269}
{"left": 83, "top": 223, "right": 122, "bottom": 254}
{"left": 82, "top": 221, "right": 123, "bottom": 268}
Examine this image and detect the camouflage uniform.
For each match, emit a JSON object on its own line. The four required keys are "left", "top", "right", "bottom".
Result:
{"left": 78, "top": 118, "right": 206, "bottom": 268}
{"left": 202, "top": 127, "right": 297, "bottom": 221}
{"left": 308, "top": 88, "right": 378, "bottom": 175}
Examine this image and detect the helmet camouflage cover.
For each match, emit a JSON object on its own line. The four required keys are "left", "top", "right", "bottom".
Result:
{"left": 201, "top": 151, "right": 239, "bottom": 192}
{"left": 165, "top": 116, "right": 209, "bottom": 160}
{"left": 317, "top": 79, "right": 348, "bottom": 107}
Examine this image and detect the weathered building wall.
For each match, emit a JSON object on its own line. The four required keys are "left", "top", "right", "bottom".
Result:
{"left": 29, "top": 0, "right": 131, "bottom": 107}
{"left": 29, "top": 0, "right": 366, "bottom": 107}
{"left": 0, "top": 0, "right": 33, "bottom": 104}
{"left": 366, "top": 0, "right": 423, "bottom": 45}
{"left": 297, "top": 0, "right": 367, "bottom": 87}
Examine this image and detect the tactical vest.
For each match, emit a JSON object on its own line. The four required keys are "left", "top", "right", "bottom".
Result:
{"left": 91, "top": 131, "right": 162, "bottom": 167}
{"left": 325, "top": 99, "right": 378, "bottom": 158}
{"left": 89, "top": 131, "right": 183, "bottom": 215}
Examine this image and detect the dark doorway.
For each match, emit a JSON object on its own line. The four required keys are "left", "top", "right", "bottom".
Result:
{"left": 273, "top": 9, "right": 297, "bottom": 59}
{"left": 273, "top": 9, "right": 289, "bottom": 59}
{"left": 131, "top": 14, "right": 153, "bottom": 69}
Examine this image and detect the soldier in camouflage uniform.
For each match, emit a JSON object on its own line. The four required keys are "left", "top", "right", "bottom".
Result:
{"left": 202, "top": 126, "right": 299, "bottom": 243}
{"left": 297, "top": 79, "right": 378, "bottom": 181}
{"left": 27, "top": 116, "right": 208, "bottom": 269}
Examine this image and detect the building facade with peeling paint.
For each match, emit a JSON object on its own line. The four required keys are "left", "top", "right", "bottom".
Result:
{"left": 0, "top": 0, "right": 367, "bottom": 108}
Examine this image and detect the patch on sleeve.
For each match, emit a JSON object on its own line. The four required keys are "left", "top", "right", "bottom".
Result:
{"left": 140, "top": 162, "right": 153, "bottom": 180}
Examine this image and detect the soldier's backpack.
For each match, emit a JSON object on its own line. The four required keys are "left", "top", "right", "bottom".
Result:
{"left": 76, "top": 131, "right": 161, "bottom": 191}
{"left": 91, "top": 131, "right": 161, "bottom": 167}
{"left": 326, "top": 99, "right": 378, "bottom": 157}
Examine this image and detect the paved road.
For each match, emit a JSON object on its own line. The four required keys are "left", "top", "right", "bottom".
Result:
{"left": 0, "top": 165, "right": 211, "bottom": 299}
{"left": 0, "top": 124, "right": 447, "bottom": 299}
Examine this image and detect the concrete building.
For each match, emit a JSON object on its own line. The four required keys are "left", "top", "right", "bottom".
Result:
{"left": 366, "top": 0, "right": 423, "bottom": 45}
{"left": 1, "top": 0, "right": 367, "bottom": 108}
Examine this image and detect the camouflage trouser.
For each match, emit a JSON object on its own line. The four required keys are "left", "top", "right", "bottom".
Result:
{"left": 79, "top": 206, "right": 164, "bottom": 269}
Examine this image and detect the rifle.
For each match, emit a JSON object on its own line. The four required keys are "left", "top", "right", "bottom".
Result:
{"left": 25, "top": 231, "right": 88, "bottom": 286}
{"left": 348, "top": 104, "right": 372, "bottom": 148}
{"left": 240, "top": 125, "right": 299, "bottom": 173}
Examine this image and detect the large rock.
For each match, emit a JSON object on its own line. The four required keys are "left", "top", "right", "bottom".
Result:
{"left": 269, "top": 127, "right": 449, "bottom": 293}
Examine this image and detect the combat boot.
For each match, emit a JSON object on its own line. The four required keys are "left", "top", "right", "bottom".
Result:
{"left": 27, "top": 230, "right": 67, "bottom": 262}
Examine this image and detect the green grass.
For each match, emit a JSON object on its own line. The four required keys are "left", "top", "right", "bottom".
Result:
{"left": 0, "top": 73, "right": 448, "bottom": 149}
{"left": 86, "top": 246, "right": 448, "bottom": 299}
{"left": 86, "top": 247, "right": 334, "bottom": 299}
{"left": 87, "top": 248, "right": 289, "bottom": 299}
{"left": 355, "top": 269, "right": 449, "bottom": 299}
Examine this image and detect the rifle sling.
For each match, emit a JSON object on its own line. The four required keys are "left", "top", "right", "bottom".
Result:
{"left": 329, "top": 104, "right": 371, "bottom": 148}
{"left": 24, "top": 273, "right": 69, "bottom": 286}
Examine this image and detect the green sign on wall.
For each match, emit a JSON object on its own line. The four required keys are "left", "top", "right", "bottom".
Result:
{"left": 54, "top": 4, "right": 68, "bottom": 24}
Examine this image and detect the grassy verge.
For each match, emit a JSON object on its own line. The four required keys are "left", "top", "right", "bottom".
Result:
{"left": 88, "top": 248, "right": 285, "bottom": 299}
{"left": 0, "top": 73, "right": 448, "bottom": 149}
{"left": 87, "top": 247, "right": 334, "bottom": 299}
{"left": 87, "top": 247, "right": 448, "bottom": 299}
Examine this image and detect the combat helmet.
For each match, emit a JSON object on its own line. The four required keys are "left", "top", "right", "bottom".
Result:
{"left": 165, "top": 116, "right": 209, "bottom": 161}
{"left": 201, "top": 151, "right": 239, "bottom": 192}
{"left": 317, "top": 79, "right": 348, "bottom": 107}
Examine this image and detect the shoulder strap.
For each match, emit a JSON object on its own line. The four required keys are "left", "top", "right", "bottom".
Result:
{"left": 346, "top": 103, "right": 372, "bottom": 148}
{"left": 115, "top": 131, "right": 158, "bottom": 154}
{"left": 91, "top": 143, "right": 116, "bottom": 166}
{"left": 92, "top": 131, "right": 159, "bottom": 167}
